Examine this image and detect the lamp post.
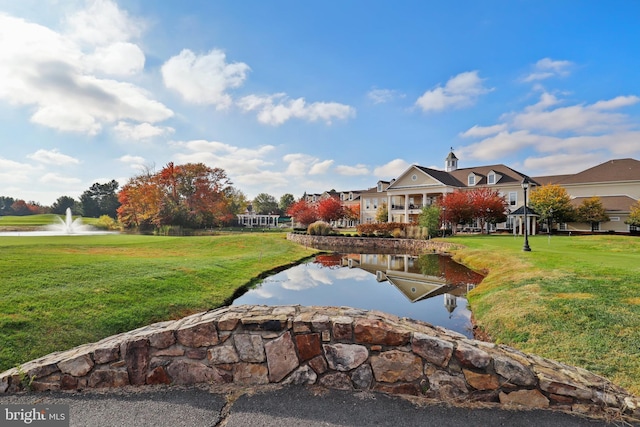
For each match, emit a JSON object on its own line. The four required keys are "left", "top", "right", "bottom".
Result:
{"left": 521, "top": 177, "right": 532, "bottom": 252}
{"left": 442, "top": 206, "right": 446, "bottom": 238}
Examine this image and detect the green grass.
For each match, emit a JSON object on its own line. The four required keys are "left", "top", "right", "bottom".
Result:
{"left": 0, "top": 214, "right": 100, "bottom": 227}
{"left": 449, "top": 234, "right": 640, "bottom": 394}
{"left": 0, "top": 233, "right": 317, "bottom": 372}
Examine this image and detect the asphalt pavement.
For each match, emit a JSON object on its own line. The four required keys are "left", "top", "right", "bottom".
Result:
{"left": 1, "top": 385, "right": 628, "bottom": 427}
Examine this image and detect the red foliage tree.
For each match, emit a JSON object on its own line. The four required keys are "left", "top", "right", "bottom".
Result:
{"left": 468, "top": 187, "right": 508, "bottom": 234}
{"left": 440, "top": 191, "right": 473, "bottom": 234}
{"left": 287, "top": 199, "right": 318, "bottom": 228}
{"left": 317, "top": 197, "right": 345, "bottom": 223}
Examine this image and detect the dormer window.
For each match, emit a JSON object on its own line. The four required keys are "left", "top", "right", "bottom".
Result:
{"left": 377, "top": 182, "right": 383, "bottom": 192}
{"left": 468, "top": 173, "right": 476, "bottom": 186}
{"left": 487, "top": 171, "right": 496, "bottom": 185}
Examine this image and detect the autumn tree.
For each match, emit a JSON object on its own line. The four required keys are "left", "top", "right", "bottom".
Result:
{"left": 317, "top": 197, "right": 345, "bottom": 223}
{"left": 529, "top": 184, "right": 575, "bottom": 231}
{"left": 287, "top": 199, "right": 318, "bottom": 228}
{"left": 468, "top": 187, "right": 508, "bottom": 234}
{"left": 625, "top": 200, "right": 640, "bottom": 228}
{"left": 440, "top": 191, "right": 473, "bottom": 234}
{"left": 375, "top": 202, "right": 388, "bottom": 223}
{"left": 576, "top": 197, "right": 609, "bottom": 231}
{"left": 117, "top": 173, "right": 163, "bottom": 230}
{"left": 117, "top": 163, "right": 233, "bottom": 230}
{"left": 10, "top": 200, "right": 31, "bottom": 216}
{"left": 253, "top": 193, "right": 279, "bottom": 214}
{"left": 224, "top": 187, "right": 249, "bottom": 218}
{"left": 345, "top": 204, "right": 360, "bottom": 224}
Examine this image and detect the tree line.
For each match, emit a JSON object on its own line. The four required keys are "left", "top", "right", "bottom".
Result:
{"left": 3, "top": 166, "right": 640, "bottom": 231}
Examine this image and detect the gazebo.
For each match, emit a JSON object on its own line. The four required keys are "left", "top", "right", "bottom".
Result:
{"left": 509, "top": 206, "right": 539, "bottom": 236}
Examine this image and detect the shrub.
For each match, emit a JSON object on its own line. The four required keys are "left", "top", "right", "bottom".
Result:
{"left": 94, "top": 215, "right": 119, "bottom": 231}
{"left": 307, "top": 221, "right": 333, "bottom": 236}
{"left": 392, "top": 228, "right": 404, "bottom": 238}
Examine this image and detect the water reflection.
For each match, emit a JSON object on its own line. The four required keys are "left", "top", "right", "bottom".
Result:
{"left": 232, "top": 253, "right": 484, "bottom": 338}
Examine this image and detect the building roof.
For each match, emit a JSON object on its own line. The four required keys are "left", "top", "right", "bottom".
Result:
{"left": 541, "top": 159, "right": 640, "bottom": 185}
{"left": 414, "top": 163, "right": 532, "bottom": 188}
{"left": 570, "top": 195, "right": 637, "bottom": 212}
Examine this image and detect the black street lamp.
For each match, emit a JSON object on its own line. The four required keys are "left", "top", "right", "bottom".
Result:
{"left": 522, "top": 177, "right": 532, "bottom": 252}
{"left": 442, "top": 206, "right": 446, "bottom": 238}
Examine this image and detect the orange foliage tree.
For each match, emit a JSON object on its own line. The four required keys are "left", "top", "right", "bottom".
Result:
{"left": 117, "top": 163, "right": 234, "bottom": 229}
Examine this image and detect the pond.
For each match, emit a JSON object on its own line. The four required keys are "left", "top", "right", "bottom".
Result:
{"left": 232, "top": 252, "right": 484, "bottom": 338}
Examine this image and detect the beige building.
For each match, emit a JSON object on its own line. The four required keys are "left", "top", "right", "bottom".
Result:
{"left": 358, "top": 151, "right": 640, "bottom": 234}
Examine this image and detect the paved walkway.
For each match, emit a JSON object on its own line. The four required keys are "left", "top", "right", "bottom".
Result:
{"left": 1, "top": 385, "right": 628, "bottom": 427}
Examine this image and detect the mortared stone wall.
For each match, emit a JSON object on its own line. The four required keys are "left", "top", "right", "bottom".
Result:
{"left": 1, "top": 305, "right": 638, "bottom": 420}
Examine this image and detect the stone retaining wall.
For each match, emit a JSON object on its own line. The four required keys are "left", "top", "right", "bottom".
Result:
{"left": 286, "top": 233, "right": 456, "bottom": 253}
{"left": 1, "top": 305, "right": 638, "bottom": 420}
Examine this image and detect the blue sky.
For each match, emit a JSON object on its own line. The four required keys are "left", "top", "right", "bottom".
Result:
{"left": 1, "top": 0, "right": 639, "bottom": 205}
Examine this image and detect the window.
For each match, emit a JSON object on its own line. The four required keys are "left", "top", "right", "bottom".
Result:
{"left": 508, "top": 192, "right": 517, "bottom": 206}
{"left": 373, "top": 198, "right": 378, "bottom": 210}
{"left": 365, "top": 198, "right": 371, "bottom": 210}
{"left": 411, "top": 174, "right": 418, "bottom": 181}
{"left": 349, "top": 193, "right": 353, "bottom": 201}
{"left": 610, "top": 217, "right": 620, "bottom": 222}
{"left": 630, "top": 224, "right": 639, "bottom": 232}
{"left": 559, "top": 223, "right": 568, "bottom": 231}
{"left": 377, "top": 182, "right": 383, "bottom": 192}
{"left": 468, "top": 174, "right": 476, "bottom": 186}
{"left": 487, "top": 172, "right": 496, "bottom": 185}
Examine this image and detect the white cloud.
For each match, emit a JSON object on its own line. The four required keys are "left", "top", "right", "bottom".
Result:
{"left": 511, "top": 94, "right": 639, "bottom": 134}
{"left": 309, "top": 160, "right": 334, "bottom": 175}
{"left": 39, "top": 172, "right": 82, "bottom": 185}
{"left": 173, "top": 139, "right": 276, "bottom": 179}
{"left": 237, "top": 93, "right": 355, "bottom": 126}
{"left": 0, "top": 4, "right": 173, "bottom": 136}
{"left": 0, "top": 157, "right": 36, "bottom": 184}
{"left": 114, "top": 121, "right": 175, "bottom": 141}
{"left": 523, "top": 58, "right": 573, "bottom": 82}
{"left": 27, "top": 149, "right": 80, "bottom": 165}
{"left": 82, "top": 42, "right": 145, "bottom": 76}
{"left": 373, "top": 159, "right": 410, "bottom": 178}
{"left": 523, "top": 153, "right": 605, "bottom": 175}
{"left": 161, "top": 48, "right": 250, "bottom": 109}
{"left": 460, "top": 124, "right": 508, "bottom": 138}
{"left": 367, "top": 88, "right": 403, "bottom": 104}
{"left": 64, "top": 0, "right": 143, "bottom": 47}
{"left": 335, "top": 164, "right": 369, "bottom": 176}
{"left": 415, "top": 71, "right": 492, "bottom": 112}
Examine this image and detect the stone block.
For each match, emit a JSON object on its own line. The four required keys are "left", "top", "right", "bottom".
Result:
{"left": 453, "top": 341, "right": 490, "bottom": 369}
{"left": 58, "top": 354, "right": 94, "bottom": 377}
{"left": 234, "top": 334, "right": 265, "bottom": 362}
{"left": 176, "top": 322, "right": 219, "bottom": 347}
{"left": 411, "top": 333, "right": 454, "bottom": 367}
{"left": 233, "top": 363, "right": 269, "bottom": 385}
{"left": 323, "top": 343, "right": 368, "bottom": 372}
{"left": 371, "top": 350, "right": 422, "bottom": 383}
{"left": 499, "top": 389, "right": 550, "bottom": 408}
{"left": 295, "top": 333, "right": 321, "bottom": 361}
{"left": 354, "top": 319, "right": 410, "bottom": 346}
{"left": 265, "top": 332, "right": 299, "bottom": 382}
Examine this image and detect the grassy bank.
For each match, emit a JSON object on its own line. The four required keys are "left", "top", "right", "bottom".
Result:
{"left": 0, "top": 233, "right": 317, "bottom": 372}
{"left": 450, "top": 234, "right": 640, "bottom": 394}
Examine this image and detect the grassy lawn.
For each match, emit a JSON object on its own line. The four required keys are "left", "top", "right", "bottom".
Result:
{"left": 0, "top": 214, "right": 100, "bottom": 228}
{"left": 0, "top": 233, "right": 317, "bottom": 372}
{"left": 450, "top": 233, "right": 640, "bottom": 394}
